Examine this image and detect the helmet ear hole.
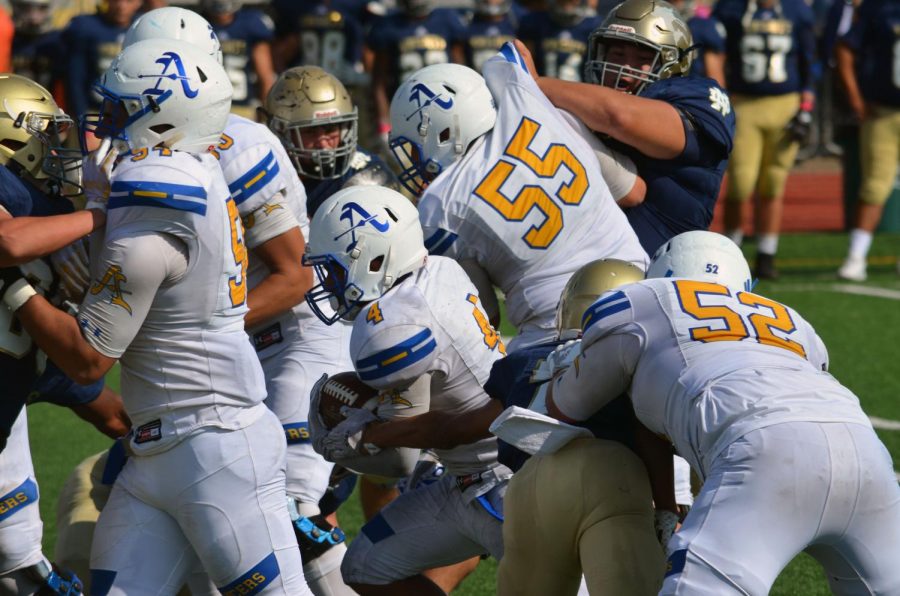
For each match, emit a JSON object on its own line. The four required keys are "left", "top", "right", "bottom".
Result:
{"left": 150, "top": 124, "right": 174, "bottom": 134}
{"left": 439, "top": 128, "right": 450, "bottom": 143}
{"left": 369, "top": 256, "right": 384, "bottom": 273}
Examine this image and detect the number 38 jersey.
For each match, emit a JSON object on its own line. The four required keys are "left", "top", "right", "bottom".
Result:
{"left": 78, "top": 150, "right": 266, "bottom": 455}
{"left": 350, "top": 256, "right": 508, "bottom": 477}
{"left": 570, "top": 278, "right": 871, "bottom": 478}
{"left": 418, "top": 44, "right": 647, "bottom": 339}
{"left": 714, "top": 0, "right": 816, "bottom": 96}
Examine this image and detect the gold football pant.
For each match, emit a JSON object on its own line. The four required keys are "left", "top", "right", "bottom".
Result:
{"left": 498, "top": 438, "right": 664, "bottom": 596}
{"left": 726, "top": 92, "right": 801, "bottom": 202}
{"left": 859, "top": 104, "right": 900, "bottom": 206}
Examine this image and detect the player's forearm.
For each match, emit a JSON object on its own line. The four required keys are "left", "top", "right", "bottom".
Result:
{"left": 633, "top": 421, "right": 678, "bottom": 513}
{"left": 537, "top": 77, "right": 685, "bottom": 159}
{"left": 704, "top": 52, "right": 727, "bottom": 88}
{"left": 252, "top": 42, "right": 277, "bottom": 103}
{"left": 245, "top": 270, "right": 310, "bottom": 328}
{"left": 15, "top": 295, "right": 116, "bottom": 384}
{"left": 0, "top": 210, "right": 104, "bottom": 266}
{"left": 835, "top": 43, "right": 864, "bottom": 117}
{"left": 616, "top": 175, "right": 647, "bottom": 208}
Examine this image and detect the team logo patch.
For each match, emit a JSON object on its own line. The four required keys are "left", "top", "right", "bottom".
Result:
{"left": 378, "top": 388, "right": 412, "bottom": 409}
{"left": 134, "top": 419, "right": 162, "bottom": 444}
{"left": 90, "top": 265, "right": 133, "bottom": 315}
{"left": 334, "top": 202, "right": 390, "bottom": 251}
{"left": 251, "top": 322, "right": 283, "bottom": 352}
{"left": 262, "top": 203, "right": 283, "bottom": 216}
{"left": 608, "top": 24, "right": 636, "bottom": 34}
{"left": 405, "top": 83, "right": 454, "bottom": 125}
{"left": 314, "top": 109, "right": 339, "bottom": 118}
{"left": 139, "top": 51, "right": 199, "bottom": 98}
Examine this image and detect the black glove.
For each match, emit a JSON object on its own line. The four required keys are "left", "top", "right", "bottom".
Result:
{"left": 786, "top": 108, "right": 813, "bottom": 143}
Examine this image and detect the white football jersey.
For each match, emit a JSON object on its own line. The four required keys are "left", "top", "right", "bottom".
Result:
{"left": 215, "top": 114, "right": 321, "bottom": 343}
{"left": 566, "top": 278, "right": 871, "bottom": 478}
{"left": 418, "top": 47, "right": 648, "bottom": 337}
{"left": 79, "top": 150, "right": 267, "bottom": 455}
{"left": 350, "top": 257, "right": 508, "bottom": 476}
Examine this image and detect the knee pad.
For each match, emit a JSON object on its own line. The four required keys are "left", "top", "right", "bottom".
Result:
{"left": 294, "top": 515, "right": 346, "bottom": 566}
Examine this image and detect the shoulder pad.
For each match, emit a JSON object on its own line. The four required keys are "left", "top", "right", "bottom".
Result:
{"left": 110, "top": 151, "right": 211, "bottom": 216}
{"left": 351, "top": 289, "right": 438, "bottom": 390}
{"left": 580, "top": 288, "right": 635, "bottom": 347}
{"left": 220, "top": 141, "right": 285, "bottom": 216}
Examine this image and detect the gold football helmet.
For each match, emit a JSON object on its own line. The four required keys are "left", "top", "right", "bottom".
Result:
{"left": 584, "top": 0, "right": 693, "bottom": 94}
{"left": 0, "top": 73, "right": 81, "bottom": 194}
{"left": 263, "top": 66, "right": 358, "bottom": 180}
{"left": 555, "top": 259, "right": 644, "bottom": 338}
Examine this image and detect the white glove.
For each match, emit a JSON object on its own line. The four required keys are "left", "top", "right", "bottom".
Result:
{"left": 82, "top": 138, "right": 120, "bottom": 212}
{"left": 531, "top": 339, "right": 582, "bottom": 382}
{"left": 50, "top": 238, "right": 91, "bottom": 302}
{"left": 319, "top": 406, "right": 380, "bottom": 462}
{"left": 654, "top": 509, "right": 679, "bottom": 552}
{"left": 18, "top": 258, "right": 55, "bottom": 295}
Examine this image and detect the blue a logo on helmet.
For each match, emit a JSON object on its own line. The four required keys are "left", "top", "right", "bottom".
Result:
{"left": 405, "top": 83, "right": 454, "bottom": 122}
{"left": 139, "top": 52, "right": 199, "bottom": 99}
{"left": 335, "top": 202, "right": 390, "bottom": 251}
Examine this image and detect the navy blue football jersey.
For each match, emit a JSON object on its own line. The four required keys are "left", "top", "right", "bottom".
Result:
{"left": 841, "top": 0, "right": 900, "bottom": 107}
{"left": 462, "top": 16, "right": 517, "bottom": 73}
{"left": 272, "top": 1, "right": 365, "bottom": 73}
{"left": 518, "top": 10, "right": 601, "bottom": 82}
{"left": 484, "top": 340, "right": 636, "bottom": 473}
{"left": 0, "top": 166, "right": 104, "bottom": 444}
{"left": 304, "top": 149, "right": 400, "bottom": 218}
{"left": 61, "top": 13, "right": 133, "bottom": 119}
{"left": 368, "top": 8, "right": 467, "bottom": 87}
{"left": 213, "top": 9, "right": 275, "bottom": 106}
{"left": 612, "top": 76, "right": 736, "bottom": 256}
{"left": 12, "top": 30, "right": 64, "bottom": 100}
{"left": 714, "top": 0, "right": 816, "bottom": 96}
{"left": 688, "top": 15, "right": 727, "bottom": 78}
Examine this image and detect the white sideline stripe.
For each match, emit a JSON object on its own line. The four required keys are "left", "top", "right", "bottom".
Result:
{"left": 775, "top": 283, "right": 900, "bottom": 301}
{"left": 871, "top": 417, "right": 900, "bottom": 431}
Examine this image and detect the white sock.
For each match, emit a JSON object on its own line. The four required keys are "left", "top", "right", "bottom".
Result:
{"left": 758, "top": 234, "right": 779, "bottom": 256}
{"left": 725, "top": 229, "right": 744, "bottom": 246}
{"left": 847, "top": 228, "right": 873, "bottom": 261}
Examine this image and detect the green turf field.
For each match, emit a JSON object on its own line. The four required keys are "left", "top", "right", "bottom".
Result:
{"left": 28, "top": 232, "right": 900, "bottom": 594}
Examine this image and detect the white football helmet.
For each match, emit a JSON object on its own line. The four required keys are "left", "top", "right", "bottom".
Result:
{"left": 124, "top": 7, "right": 223, "bottom": 64}
{"left": 303, "top": 186, "right": 427, "bottom": 324}
{"left": 87, "top": 38, "right": 232, "bottom": 154}
{"left": 646, "top": 231, "right": 753, "bottom": 291}
{"left": 389, "top": 63, "right": 496, "bottom": 196}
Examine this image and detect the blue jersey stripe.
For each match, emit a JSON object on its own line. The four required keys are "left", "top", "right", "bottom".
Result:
{"left": 499, "top": 42, "right": 529, "bottom": 73}
{"left": 356, "top": 328, "right": 437, "bottom": 381}
{"left": 425, "top": 229, "right": 458, "bottom": 255}
{"left": 229, "top": 151, "right": 280, "bottom": 205}
{"left": 283, "top": 422, "right": 311, "bottom": 445}
{"left": 582, "top": 293, "right": 631, "bottom": 332}
{"left": 219, "top": 553, "right": 280, "bottom": 596}
{"left": 108, "top": 194, "right": 207, "bottom": 214}
{"left": 110, "top": 179, "right": 207, "bottom": 198}
{"left": 0, "top": 478, "right": 38, "bottom": 522}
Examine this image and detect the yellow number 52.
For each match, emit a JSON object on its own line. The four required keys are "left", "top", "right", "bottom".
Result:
{"left": 474, "top": 116, "right": 588, "bottom": 249}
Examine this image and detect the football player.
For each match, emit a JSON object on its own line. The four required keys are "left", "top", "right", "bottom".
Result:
{"left": 123, "top": 12, "right": 354, "bottom": 595}
{"left": 10, "top": 0, "right": 64, "bottom": 101}
{"left": 202, "top": 0, "right": 277, "bottom": 119}
{"left": 518, "top": 0, "right": 602, "bottom": 82}
{"left": 61, "top": 0, "right": 143, "bottom": 120}
{"left": 262, "top": 66, "right": 400, "bottom": 219}
{"left": 369, "top": 0, "right": 467, "bottom": 146}
{"left": 671, "top": 0, "right": 726, "bottom": 86}
{"left": 304, "top": 186, "right": 510, "bottom": 596}
{"left": 0, "top": 73, "right": 117, "bottom": 596}
{"left": 388, "top": 43, "right": 647, "bottom": 351}
{"left": 461, "top": 0, "right": 518, "bottom": 74}
{"left": 835, "top": 0, "right": 899, "bottom": 282}
{"left": 714, "top": 0, "right": 816, "bottom": 278}
{"left": 2, "top": 39, "right": 310, "bottom": 594}
{"left": 527, "top": 0, "right": 736, "bottom": 256}
{"left": 546, "top": 230, "right": 900, "bottom": 594}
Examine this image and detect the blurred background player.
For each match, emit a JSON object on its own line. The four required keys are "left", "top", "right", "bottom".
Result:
{"left": 10, "top": 0, "right": 64, "bottom": 102}
{"left": 61, "top": 0, "right": 143, "bottom": 121}
{"left": 529, "top": 0, "right": 736, "bottom": 257}
{"left": 835, "top": 0, "right": 899, "bottom": 282}
{"left": 202, "top": 0, "right": 276, "bottom": 119}
{"left": 368, "top": 0, "right": 466, "bottom": 148}
{"left": 714, "top": 0, "right": 816, "bottom": 279}
{"left": 671, "top": 0, "right": 726, "bottom": 86}
{"left": 263, "top": 65, "right": 399, "bottom": 219}
{"left": 547, "top": 230, "right": 900, "bottom": 595}
{"left": 518, "top": 0, "right": 601, "bottom": 82}
{"left": 388, "top": 46, "right": 647, "bottom": 351}
{"left": 305, "top": 186, "right": 510, "bottom": 596}
{"left": 461, "top": 0, "right": 518, "bottom": 74}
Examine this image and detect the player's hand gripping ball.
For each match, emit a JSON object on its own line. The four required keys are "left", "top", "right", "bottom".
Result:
{"left": 316, "top": 371, "right": 380, "bottom": 430}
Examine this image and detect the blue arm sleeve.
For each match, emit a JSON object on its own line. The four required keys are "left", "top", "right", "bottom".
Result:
{"left": 30, "top": 359, "right": 104, "bottom": 407}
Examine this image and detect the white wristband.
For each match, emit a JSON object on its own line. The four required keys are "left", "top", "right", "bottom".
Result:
{"left": 4, "top": 278, "right": 37, "bottom": 312}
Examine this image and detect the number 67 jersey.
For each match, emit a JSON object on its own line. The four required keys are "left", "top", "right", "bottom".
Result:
{"left": 417, "top": 44, "right": 648, "bottom": 348}
{"left": 572, "top": 278, "right": 872, "bottom": 480}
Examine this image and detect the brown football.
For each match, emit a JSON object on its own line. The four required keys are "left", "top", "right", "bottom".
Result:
{"left": 318, "top": 371, "right": 380, "bottom": 429}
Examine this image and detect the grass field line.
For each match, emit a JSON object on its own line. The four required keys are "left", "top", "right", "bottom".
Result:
{"left": 773, "top": 255, "right": 898, "bottom": 268}
{"left": 775, "top": 283, "right": 900, "bottom": 301}
{"left": 870, "top": 416, "right": 900, "bottom": 431}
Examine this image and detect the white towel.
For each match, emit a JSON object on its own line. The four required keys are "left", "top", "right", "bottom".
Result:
{"left": 490, "top": 405, "right": 593, "bottom": 456}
